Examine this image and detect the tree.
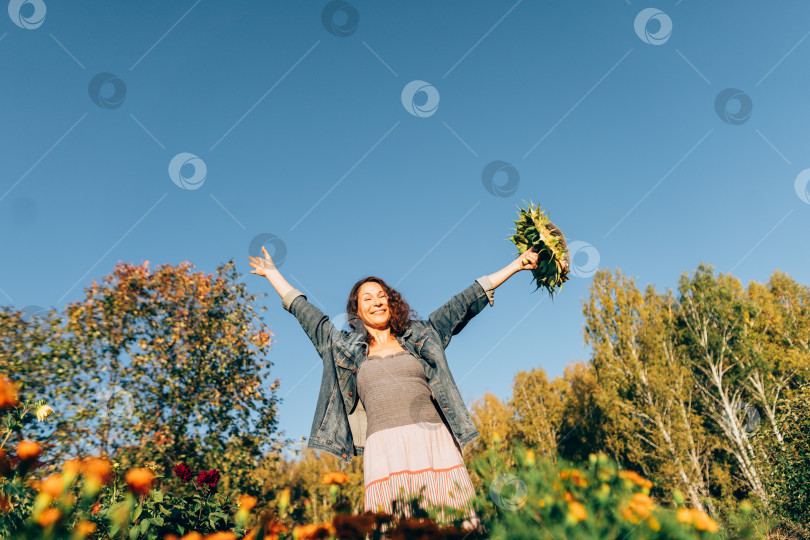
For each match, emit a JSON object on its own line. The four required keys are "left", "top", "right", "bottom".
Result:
{"left": 469, "top": 392, "right": 515, "bottom": 454}
{"left": 555, "top": 361, "right": 609, "bottom": 464}
{"left": 5, "top": 260, "right": 285, "bottom": 497}
{"left": 508, "top": 367, "right": 561, "bottom": 457}
{"left": 0, "top": 306, "right": 66, "bottom": 446}
{"left": 677, "top": 265, "right": 810, "bottom": 509}
{"left": 584, "top": 268, "right": 715, "bottom": 513}
{"left": 676, "top": 264, "right": 771, "bottom": 507}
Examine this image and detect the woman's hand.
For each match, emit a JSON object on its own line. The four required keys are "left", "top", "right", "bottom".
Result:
{"left": 515, "top": 246, "right": 570, "bottom": 273}
{"left": 515, "top": 246, "right": 540, "bottom": 271}
{"left": 248, "top": 246, "right": 277, "bottom": 277}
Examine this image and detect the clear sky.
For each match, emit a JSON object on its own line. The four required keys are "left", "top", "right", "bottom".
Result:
{"left": 2, "top": 1, "right": 809, "bottom": 457}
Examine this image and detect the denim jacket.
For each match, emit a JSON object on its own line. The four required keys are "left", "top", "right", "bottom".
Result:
{"left": 281, "top": 276, "right": 496, "bottom": 463}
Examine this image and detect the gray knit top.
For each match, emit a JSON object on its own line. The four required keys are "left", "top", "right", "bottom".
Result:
{"left": 356, "top": 350, "right": 444, "bottom": 438}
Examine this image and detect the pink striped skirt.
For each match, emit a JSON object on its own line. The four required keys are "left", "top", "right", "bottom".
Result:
{"left": 363, "top": 421, "right": 480, "bottom": 528}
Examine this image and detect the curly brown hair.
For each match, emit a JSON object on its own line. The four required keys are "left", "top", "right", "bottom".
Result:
{"left": 346, "top": 276, "right": 419, "bottom": 345}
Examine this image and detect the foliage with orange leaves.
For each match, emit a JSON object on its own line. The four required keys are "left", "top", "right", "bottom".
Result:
{"left": 3, "top": 260, "right": 284, "bottom": 500}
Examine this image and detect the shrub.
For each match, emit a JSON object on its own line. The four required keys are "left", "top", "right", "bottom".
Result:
{"left": 468, "top": 440, "right": 757, "bottom": 540}
{"left": 762, "top": 384, "right": 810, "bottom": 527}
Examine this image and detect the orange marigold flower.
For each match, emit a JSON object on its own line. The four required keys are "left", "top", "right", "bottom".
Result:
{"left": 238, "top": 494, "right": 258, "bottom": 511}
{"left": 293, "top": 522, "right": 336, "bottom": 540}
{"left": 75, "top": 520, "right": 97, "bottom": 536}
{"left": 203, "top": 533, "right": 236, "bottom": 540}
{"left": 38, "top": 475, "right": 64, "bottom": 498}
{"left": 179, "top": 533, "right": 203, "bottom": 540}
{"left": 676, "top": 508, "right": 692, "bottom": 524}
{"left": 0, "top": 375, "right": 19, "bottom": 410}
{"left": 16, "top": 440, "right": 42, "bottom": 461}
{"left": 84, "top": 457, "right": 113, "bottom": 484}
{"left": 63, "top": 458, "right": 83, "bottom": 476}
{"left": 620, "top": 492, "right": 655, "bottom": 523}
{"left": 560, "top": 468, "right": 587, "bottom": 486}
{"left": 628, "top": 492, "right": 654, "bottom": 519}
{"left": 563, "top": 491, "right": 575, "bottom": 502}
{"left": 36, "top": 507, "right": 61, "bottom": 527}
{"left": 621, "top": 506, "right": 638, "bottom": 524}
{"left": 618, "top": 470, "right": 653, "bottom": 489}
{"left": 648, "top": 516, "right": 661, "bottom": 532}
{"left": 321, "top": 471, "right": 348, "bottom": 485}
{"left": 692, "top": 510, "right": 718, "bottom": 533}
{"left": 262, "top": 520, "right": 290, "bottom": 540}
{"left": 571, "top": 470, "right": 588, "bottom": 488}
{"left": 568, "top": 501, "right": 587, "bottom": 522}
{"left": 676, "top": 507, "right": 717, "bottom": 531}
{"left": 125, "top": 468, "right": 155, "bottom": 496}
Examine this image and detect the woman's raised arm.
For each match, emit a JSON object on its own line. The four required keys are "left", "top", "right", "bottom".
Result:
{"left": 483, "top": 245, "right": 549, "bottom": 288}
{"left": 249, "top": 246, "right": 340, "bottom": 357}
{"left": 427, "top": 247, "right": 556, "bottom": 348}
{"left": 248, "top": 246, "right": 295, "bottom": 299}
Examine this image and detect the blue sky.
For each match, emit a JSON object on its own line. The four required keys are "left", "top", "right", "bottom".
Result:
{"left": 2, "top": 1, "right": 809, "bottom": 457}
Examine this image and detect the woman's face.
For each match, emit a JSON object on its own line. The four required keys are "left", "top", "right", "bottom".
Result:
{"left": 356, "top": 281, "right": 390, "bottom": 330}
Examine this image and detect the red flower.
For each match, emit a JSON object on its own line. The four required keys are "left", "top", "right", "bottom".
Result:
{"left": 173, "top": 462, "right": 193, "bottom": 482}
{"left": 196, "top": 469, "right": 220, "bottom": 489}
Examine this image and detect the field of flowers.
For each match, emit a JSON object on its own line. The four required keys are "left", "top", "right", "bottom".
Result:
{"left": 1, "top": 372, "right": 763, "bottom": 540}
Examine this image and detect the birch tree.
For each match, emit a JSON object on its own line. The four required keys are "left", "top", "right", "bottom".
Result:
{"left": 508, "top": 367, "right": 562, "bottom": 457}
{"left": 585, "top": 268, "right": 715, "bottom": 513}
{"left": 677, "top": 264, "right": 768, "bottom": 506}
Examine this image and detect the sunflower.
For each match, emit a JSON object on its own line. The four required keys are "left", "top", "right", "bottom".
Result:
{"left": 509, "top": 200, "right": 570, "bottom": 295}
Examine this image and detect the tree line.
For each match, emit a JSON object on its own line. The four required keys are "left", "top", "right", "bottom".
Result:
{"left": 2, "top": 260, "right": 808, "bottom": 531}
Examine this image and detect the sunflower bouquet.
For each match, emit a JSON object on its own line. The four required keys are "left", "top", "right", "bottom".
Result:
{"left": 509, "top": 200, "right": 570, "bottom": 296}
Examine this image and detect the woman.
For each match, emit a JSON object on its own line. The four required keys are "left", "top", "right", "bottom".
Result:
{"left": 248, "top": 245, "right": 549, "bottom": 531}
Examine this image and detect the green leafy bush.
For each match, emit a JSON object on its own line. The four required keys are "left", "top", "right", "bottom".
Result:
{"left": 468, "top": 440, "right": 757, "bottom": 540}
{"left": 762, "top": 384, "right": 810, "bottom": 527}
